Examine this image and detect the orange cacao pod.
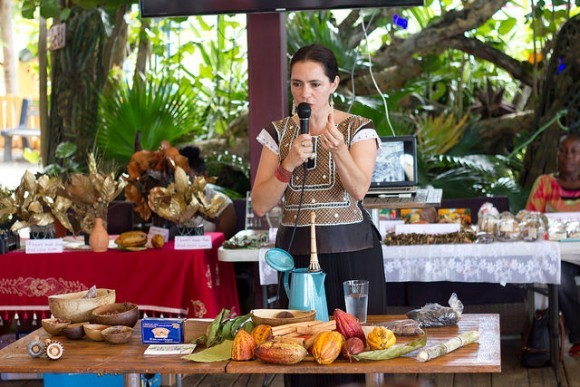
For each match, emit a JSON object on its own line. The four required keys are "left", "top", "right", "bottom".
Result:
{"left": 311, "top": 331, "right": 345, "bottom": 365}
{"left": 231, "top": 329, "right": 255, "bottom": 361}
{"left": 255, "top": 338, "right": 307, "bottom": 365}
{"left": 342, "top": 337, "right": 365, "bottom": 362}
{"left": 334, "top": 308, "right": 366, "bottom": 346}
{"left": 251, "top": 324, "right": 272, "bottom": 346}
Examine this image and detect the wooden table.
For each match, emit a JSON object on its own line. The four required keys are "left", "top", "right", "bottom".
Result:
{"left": 0, "top": 232, "right": 240, "bottom": 320}
{"left": 220, "top": 239, "right": 562, "bottom": 385}
{"left": 0, "top": 314, "right": 500, "bottom": 387}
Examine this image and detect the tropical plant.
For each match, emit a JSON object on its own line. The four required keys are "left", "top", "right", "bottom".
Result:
{"left": 414, "top": 113, "right": 471, "bottom": 156}
{"left": 95, "top": 73, "right": 203, "bottom": 166}
{"left": 43, "top": 142, "right": 84, "bottom": 177}
{"left": 178, "top": 15, "right": 249, "bottom": 144}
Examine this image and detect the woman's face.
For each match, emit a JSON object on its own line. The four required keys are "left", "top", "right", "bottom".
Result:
{"left": 558, "top": 135, "right": 580, "bottom": 176}
{"left": 290, "top": 60, "right": 338, "bottom": 115}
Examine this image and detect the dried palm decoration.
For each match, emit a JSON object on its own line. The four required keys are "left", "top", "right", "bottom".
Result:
{"left": 147, "top": 166, "right": 228, "bottom": 227}
{"left": 60, "top": 154, "right": 127, "bottom": 233}
{"left": 124, "top": 141, "right": 190, "bottom": 221}
{"left": 0, "top": 170, "right": 74, "bottom": 233}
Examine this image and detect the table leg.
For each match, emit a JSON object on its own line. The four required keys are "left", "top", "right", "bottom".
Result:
{"left": 124, "top": 373, "right": 140, "bottom": 387}
{"left": 548, "top": 284, "right": 561, "bottom": 387}
{"left": 365, "top": 372, "right": 384, "bottom": 386}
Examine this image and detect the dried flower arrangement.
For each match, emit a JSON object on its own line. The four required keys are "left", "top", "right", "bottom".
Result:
{"left": 124, "top": 141, "right": 189, "bottom": 221}
{"left": 147, "top": 166, "right": 228, "bottom": 227}
{"left": 0, "top": 170, "right": 74, "bottom": 234}
{"left": 59, "top": 155, "right": 127, "bottom": 233}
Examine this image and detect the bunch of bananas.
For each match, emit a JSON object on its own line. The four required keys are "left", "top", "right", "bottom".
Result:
{"left": 114, "top": 231, "right": 148, "bottom": 250}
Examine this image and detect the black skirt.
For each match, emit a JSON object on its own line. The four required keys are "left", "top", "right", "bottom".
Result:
{"left": 282, "top": 227, "right": 387, "bottom": 387}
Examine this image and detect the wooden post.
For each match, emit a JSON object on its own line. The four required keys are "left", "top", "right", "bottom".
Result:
{"left": 247, "top": 13, "right": 287, "bottom": 185}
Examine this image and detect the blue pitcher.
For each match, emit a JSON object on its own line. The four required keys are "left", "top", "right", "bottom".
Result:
{"left": 265, "top": 248, "right": 329, "bottom": 322}
{"left": 284, "top": 268, "right": 329, "bottom": 322}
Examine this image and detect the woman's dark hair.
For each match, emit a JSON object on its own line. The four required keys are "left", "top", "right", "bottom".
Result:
{"left": 290, "top": 44, "right": 339, "bottom": 82}
{"left": 180, "top": 146, "right": 206, "bottom": 175}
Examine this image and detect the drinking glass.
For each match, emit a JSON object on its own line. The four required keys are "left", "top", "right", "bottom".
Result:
{"left": 343, "top": 280, "right": 369, "bottom": 323}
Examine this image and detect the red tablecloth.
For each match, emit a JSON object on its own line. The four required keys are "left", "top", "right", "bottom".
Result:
{"left": 0, "top": 232, "right": 240, "bottom": 323}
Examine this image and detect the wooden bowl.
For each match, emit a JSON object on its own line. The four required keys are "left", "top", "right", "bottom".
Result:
{"left": 49, "top": 289, "right": 116, "bottom": 323}
{"left": 250, "top": 309, "right": 316, "bottom": 327}
{"left": 90, "top": 302, "right": 139, "bottom": 328}
{"left": 41, "top": 318, "right": 71, "bottom": 335}
{"left": 83, "top": 324, "right": 111, "bottom": 341}
{"left": 61, "top": 322, "right": 88, "bottom": 340}
{"left": 101, "top": 325, "right": 133, "bottom": 344}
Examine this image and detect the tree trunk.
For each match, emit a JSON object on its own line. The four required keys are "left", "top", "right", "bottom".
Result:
{"left": 134, "top": 17, "right": 151, "bottom": 85}
{"left": 47, "top": 8, "right": 107, "bottom": 165}
{"left": 0, "top": 0, "right": 19, "bottom": 94}
{"left": 39, "top": 17, "right": 49, "bottom": 165}
{"left": 46, "top": 6, "right": 129, "bottom": 167}
{"left": 475, "top": 111, "right": 534, "bottom": 154}
{"left": 521, "top": 14, "right": 580, "bottom": 189}
{"left": 343, "top": 0, "right": 527, "bottom": 95}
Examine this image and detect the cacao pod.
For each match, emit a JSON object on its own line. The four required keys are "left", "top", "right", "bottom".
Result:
{"left": 255, "top": 338, "right": 307, "bottom": 365}
{"left": 367, "top": 326, "right": 396, "bottom": 350}
{"left": 311, "top": 331, "right": 345, "bottom": 365}
{"left": 334, "top": 308, "right": 366, "bottom": 345}
{"left": 231, "top": 329, "right": 255, "bottom": 361}
{"left": 251, "top": 324, "right": 273, "bottom": 346}
{"left": 114, "top": 231, "right": 147, "bottom": 248}
{"left": 342, "top": 337, "right": 365, "bottom": 362}
{"left": 151, "top": 234, "right": 165, "bottom": 249}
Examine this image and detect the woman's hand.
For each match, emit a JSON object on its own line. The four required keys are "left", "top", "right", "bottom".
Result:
{"left": 285, "top": 133, "right": 314, "bottom": 171}
{"left": 320, "top": 112, "right": 346, "bottom": 154}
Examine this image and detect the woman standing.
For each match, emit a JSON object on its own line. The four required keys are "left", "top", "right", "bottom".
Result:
{"left": 251, "top": 44, "right": 387, "bottom": 315}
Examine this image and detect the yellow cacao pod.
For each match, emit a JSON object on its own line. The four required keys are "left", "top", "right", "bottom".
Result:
{"left": 255, "top": 338, "right": 307, "bottom": 365}
{"left": 114, "top": 231, "right": 147, "bottom": 248}
{"left": 231, "top": 329, "right": 255, "bottom": 361}
{"left": 251, "top": 324, "right": 272, "bottom": 346}
{"left": 311, "top": 331, "right": 345, "bottom": 365}
{"left": 367, "top": 326, "right": 396, "bottom": 350}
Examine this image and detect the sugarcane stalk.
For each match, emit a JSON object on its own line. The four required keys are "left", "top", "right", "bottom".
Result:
{"left": 416, "top": 330, "right": 480, "bottom": 362}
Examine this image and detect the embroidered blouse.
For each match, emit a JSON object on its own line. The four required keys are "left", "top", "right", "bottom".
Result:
{"left": 256, "top": 115, "right": 379, "bottom": 255}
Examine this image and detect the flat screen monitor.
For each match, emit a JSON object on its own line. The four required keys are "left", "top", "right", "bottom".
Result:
{"left": 368, "top": 135, "right": 417, "bottom": 192}
{"left": 139, "top": 0, "right": 424, "bottom": 18}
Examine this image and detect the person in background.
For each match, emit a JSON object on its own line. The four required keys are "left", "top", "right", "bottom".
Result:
{"left": 180, "top": 146, "right": 238, "bottom": 239}
{"left": 526, "top": 131, "right": 580, "bottom": 357}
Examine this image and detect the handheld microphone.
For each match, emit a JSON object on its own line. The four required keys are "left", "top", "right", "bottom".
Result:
{"left": 297, "top": 103, "right": 314, "bottom": 169}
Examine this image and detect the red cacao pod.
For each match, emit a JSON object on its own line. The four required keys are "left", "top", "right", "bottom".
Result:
{"left": 333, "top": 308, "right": 366, "bottom": 346}
{"left": 342, "top": 337, "right": 365, "bottom": 362}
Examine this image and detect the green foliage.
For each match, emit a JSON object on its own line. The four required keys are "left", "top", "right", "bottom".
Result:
{"left": 43, "top": 142, "right": 83, "bottom": 177}
{"left": 414, "top": 113, "right": 471, "bottom": 155}
{"left": 287, "top": 11, "right": 361, "bottom": 72}
{"left": 165, "top": 16, "right": 249, "bottom": 144}
{"left": 95, "top": 73, "right": 203, "bottom": 165}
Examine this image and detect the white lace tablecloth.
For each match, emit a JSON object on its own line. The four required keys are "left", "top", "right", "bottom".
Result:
{"left": 382, "top": 241, "right": 561, "bottom": 285}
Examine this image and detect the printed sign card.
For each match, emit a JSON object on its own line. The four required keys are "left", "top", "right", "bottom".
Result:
{"left": 25, "top": 239, "right": 64, "bottom": 254}
{"left": 174, "top": 235, "right": 212, "bottom": 250}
